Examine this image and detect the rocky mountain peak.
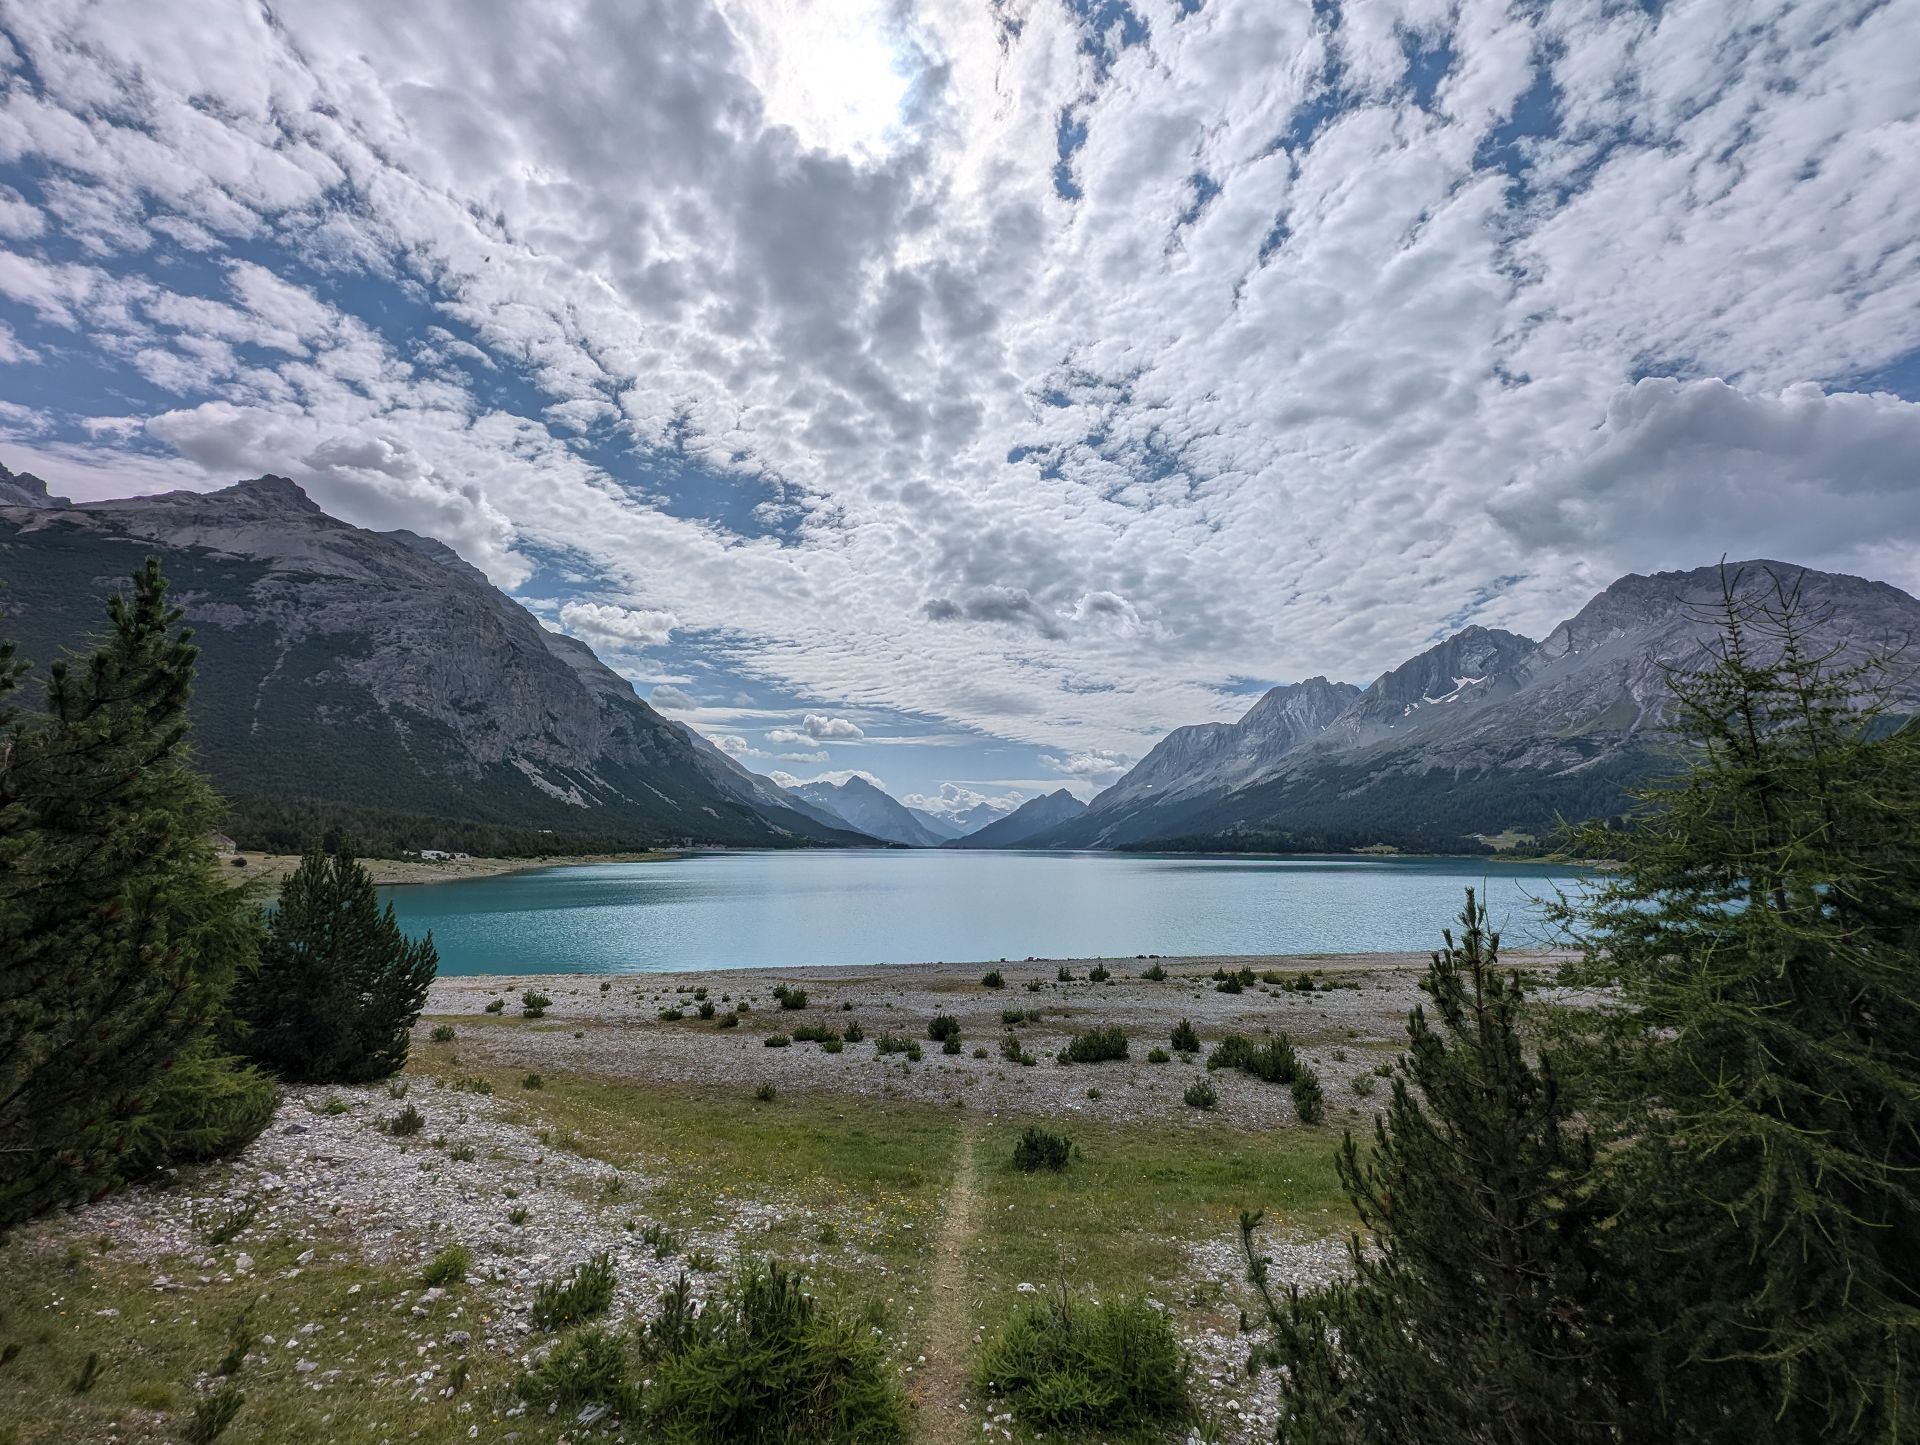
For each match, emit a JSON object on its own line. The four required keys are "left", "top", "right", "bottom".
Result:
{"left": 0, "top": 460, "right": 69, "bottom": 509}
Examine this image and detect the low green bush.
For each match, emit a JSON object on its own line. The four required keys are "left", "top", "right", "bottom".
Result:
{"left": 717, "top": 1012, "right": 740, "bottom": 1029}
{"left": 928, "top": 1014, "right": 960, "bottom": 1042}
{"left": 642, "top": 1261, "right": 909, "bottom": 1441}
{"left": 697, "top": 1000, "right": 716, "bottom": 1020}
{"left": 1141, "top": 962, "right": 1168, "bottom": 981}
{"left": 791, "top": 1024, "right": 839, "bottom": 1044}
{"left": 822, "top": 1037, "right": 845, "bottom": 1054}
{"left": 981, "top": 970, "right": 1006, "bottom": 989}
{"left": 658, "top": 1006, "right": 685, "bottom": 1021}
{"left": 1056, "top": 964, "right": 1074, "bottom": 982}
{"left": 773, "top": 984, "right": 809, "bottom": 1011}
{"left": 844, "top": 1020, "right": 866, "bottom": 1044}
{"left": 1184, "top": 1077, "right": 1218, "bottom": 1110}
{"left": 942, "top": 1036, "right": 962, "bottom": 1055}
{"left": 755, "top": 1082, "right": 777, "bottom": 1102}
{"left": 483, "top": 998, "right": 505, "bottom": 1014}
{"left": 1147, "top": 1046, "right": 1171, "bottom": 1064}
{"left": 384, "top": 1103, "right": 425, "bottom": 1136}
{"left": 430, "top": 1024, "right": 456, "bottom": 1043}
{"left": 764, "top": 1034, "right": 791, "bottom": 1048}
{"left": 521, "top": 990, "right": 551, "bottom": 1019}
{"left": 1170, "top": 1018, "right": 1200, "bottom": 1053}
{"left": 1012, "top": 1126, "right": 1072, "bottom": 1172}
{"left": 1058, "top": 1026, "right": 1128, "bottom": 1064}
{"left": 531, "top": 1252, "right": 617, "bottom": 1330}
{"left": 422, "top": 1243, "right": 470, "bottom": 1286}
{"left": 516, "top": 1325, "right": 633, "bottom": 1414}
{"left": 1087, "top": 964, "right": 1110, "bottom": 983}
{"left": 874, "top": 1033, "right": 911, "bottom": 1056}
{"left": 975, "top": 1290, "right": 1190, "bottom": 1433}
{"left": 522, "top": 1072, "right": 544, "bottom": 1090}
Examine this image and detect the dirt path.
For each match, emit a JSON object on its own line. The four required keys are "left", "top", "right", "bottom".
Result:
{"left": 914, "top": 1115, "right": 985, "bottom": 1442}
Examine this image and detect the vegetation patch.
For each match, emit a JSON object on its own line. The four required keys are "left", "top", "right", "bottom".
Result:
{"left": 975, "top": 1289, "right": 1191, "bottom": 1434}
{"left": 1012, "top": 1126, "right": 1073, "bottom": 1173}
{"left": 1057, "top": 1026, "right": 1129, "bottom": 1064}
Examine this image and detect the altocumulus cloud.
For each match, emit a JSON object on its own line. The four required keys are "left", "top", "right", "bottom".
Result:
{"left": 0, "top": 0, "right": 1915, "bottom": 770}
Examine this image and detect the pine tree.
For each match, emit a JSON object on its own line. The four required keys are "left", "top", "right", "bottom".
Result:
{"left": 1243, "top": 889, "right": 1615, "bottom": 1445}
{"left": 0, "top": 561, "right": 269, "bottom": 1228}
{"left": 235, "top": 843, "right": 437, "bottom": 1083}
{"left": 1553, "top": 566, "right": 1920, "bottom": 1442}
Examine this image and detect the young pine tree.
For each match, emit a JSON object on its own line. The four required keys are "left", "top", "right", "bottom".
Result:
{"left": 0, "top": 562, "right": 270, "bottom": 1229}
{"left": 1243, "top": 889, "right": 1614, "bottom": 1445}
{"left": 235, "top": 843, "right": 437, "bottom": 1083}
{"left": 1553, "top": 567, "right": 1920, "bottom": 1443}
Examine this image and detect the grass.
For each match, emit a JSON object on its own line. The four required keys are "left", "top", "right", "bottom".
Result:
{"left": 971, "top": 1115, "right": 1343, "bottom": 1306}
{"left": 0, "top": 1238, "right": 510, "bottom": 1445}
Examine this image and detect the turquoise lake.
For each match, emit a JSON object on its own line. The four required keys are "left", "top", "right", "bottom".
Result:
{"left": 383, "top": 849, "right": 1592, "bottom": 976}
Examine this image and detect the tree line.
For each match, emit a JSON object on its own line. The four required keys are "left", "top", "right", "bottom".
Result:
{"left": 0, "top": 560, "right": 438, "bottom": 1231}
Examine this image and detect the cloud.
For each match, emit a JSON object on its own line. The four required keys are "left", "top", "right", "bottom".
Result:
{"left": 901, "top": 782, "right": 1025, "bottom": 818}
{"left": 708, "top": 733, "right": 754, "bottom": 758}
{"left": 559, "top": 600, "right": 679, "bottom": 650}
{"left": 800, "top": 713, "right": 865, "bottom": 740}
{"left": 0, "top": 0, "right": 1915, "bottom": 769}
{"left": 1041, "top": 748, "right": 1131, "bottom": 783}
{"left": 770, "top": 767, "right": 885, "bottom": 790}
{"left": 648, "top": 684, "right": 695, "bottom": 711}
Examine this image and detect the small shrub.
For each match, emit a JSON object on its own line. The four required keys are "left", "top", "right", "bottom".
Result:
{"left": 716, "top": 1011, "right": 740, "bottom": 1029}
{"left": 844, "top": 1020, "right": 866, "bottom": 1044}
{"left": 182, "top": 1384, "right": 245, "bottom": 1445}
{"left": 522, "top": 1072, "right": 544, "bottom": 1090}
{"left": 1351, "top": 1072, "right": 1377, "bottom": 1097}
{"left": 773, "top": 984, "right": 809, "bottom": 1011}
{"left": 999, "top": 1032, "right": 1025, "bottom": 1063}
{"left": 697, "top": 1000, "right": 716, "bottom": 1020}
{"left": 641, "top": 1222, "right": 681, "bottom": 1258}
{"left": 1147, "top": 1046, "right": 1171, "bottom": 1064}
{"left": 928, "top": 1014, "right": 960, "bottom": 1042}
{"left": 422, "top": 1243, "right": 471, "bottom": 1286}
{"left": 686, "top": 1248, "right": 720, "bottom": 1272}
{"left": 386, "top": 1077, "right": 409, "bottom": 1099}
{"left": 693, "top": 987, "right": 708, "bottom": 1001}
{"left": 874, "top": 1033, "right": 911, "bottom": 1056}
{"left": 317, "top": 1094, "right": 349, "bottom": 1115}
{"left": 202, "top": 1196, "right": 261, "bottom": 1246}
{"left": 1012, "top": 1126, "right": 1072, "bottom": 1172}
{"left": 1170, "top": 1018, "right": 1200, "bottom": 1053}
{"left": 1058, "top": 1026, "right": 1128, "bottom": 1064}
{"left": 1025, "top": 979, "right": 1043, "bottom": 993}
{"left": 658, "top": 1006, "right": 685, "bottom": 1021}
{"left": 521, "top": 990, "right": 551, "bottom": 1019}
{"left": 1056, "top": 965, "right": 1074, "bottom": 982}
{"left": 1291, "top": 1069, "right": 1326, "bottom": 1124}
{"left": 981, "top": 970, "right": 1005, "bottom": 989}
{"left": 755, "top": 1082, "right": 777, "bottom": 1102}
{"left": 1184, "top": 1077, "right": 1218, "bottom": 1110}
{"left": 601, "top": 980, "right": 613, "bottom": 993}
{"left": 643, "top": 1259, "right": 908, "bottom": 1441}
{"left": 792, "top": 1023, "right": 839, "bottom": 1044}
{"left": 516, "top": 1325, "right": 633, "bottom": 1413}
{"left": 972, "top": 1046, "right": 988, "bottom": 1058}
{"left": 1216, "top": 976, "right": 1243, "bottom": 994}
{"left": 509, "top": 1206, "right": 530, "bottom": 1226}
{"left": 764, "top": 1034, "right": 791, "bottom": 1048}
{"left": 430, "top": 1024, "right": 456, "bottom": 1043}
{"left": 1141, "top": 962, "right": 1168, "bottom": 981}
{"left": 531, "top": 1252, "right": 617, "bottom": 1330}
{"left": 975, "top": 1290, "right": 1191, "bottom": 1433}
{"left": 385, "top": 1103, "right": 425, "bottom": 1136}
{"left": 483, "top": 997, "right": 504, "bottom": 1014}
{"left": 822, "top": 1037, "right": 845, "bottom": 1054}
{"left": 905, "top": 1040, "right": 923, "bottom": 1063}
{"left": 942, "top": 1036, "right": 962, "bottom": 1055}
{"left": 1088, "top": 964, "right": 1110, "bottom": 982}
{"left": 448, "top": 1142, "right": 475, "bottom": 1162}
{"left": 736, "top": 1000, "right": 751, "bottom": 1013}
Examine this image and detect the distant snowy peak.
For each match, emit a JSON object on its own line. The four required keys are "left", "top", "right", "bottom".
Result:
{"left": 790, "top": 775, "right": 946, "bottom": 847}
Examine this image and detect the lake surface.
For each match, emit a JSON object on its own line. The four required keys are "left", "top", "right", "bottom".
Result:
{"left": 384, "top": 849, "right": 1591, "bottom": 976}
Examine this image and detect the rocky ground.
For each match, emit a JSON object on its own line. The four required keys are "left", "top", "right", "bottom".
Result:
{"left": 9, "top": 948, "right": 1575, "bottom": 1443}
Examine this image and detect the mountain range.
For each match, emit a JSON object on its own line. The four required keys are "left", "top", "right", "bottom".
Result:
{"left": 0, "top": 474, "right": 871, "bottom": 853}
{"left": 5, "top": 467, "right": 1914, "bottom": 857}
{"left": 1008, "top": 562, "right": 1920, "bottom": 853}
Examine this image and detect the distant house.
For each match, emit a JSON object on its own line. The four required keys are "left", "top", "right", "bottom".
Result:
{"left": 208, "top": 832, "right": 237, "bottom": 853}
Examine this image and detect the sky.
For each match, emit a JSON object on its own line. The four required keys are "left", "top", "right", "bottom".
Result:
{"left": 0, "top": 0, "right": 1916, "bottom": 817}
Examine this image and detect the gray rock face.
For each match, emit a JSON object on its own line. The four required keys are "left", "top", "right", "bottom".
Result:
{"left": 1091, "top": 677, "right": 1363, "bottom": 813}
{"left": 0, "top": 474, "right": 858, "bottom": 848}
{"left": 790, "top": 776, "right": 944, "bottom": 847}
{"left": 953, "top": 788, "right": 1087, "bottom": 848}
{"left": 1034, "top": 561, "right": 1920, "bottom": 850}
{"left": 0, "top": 461, "right": 68, "bottom": 509}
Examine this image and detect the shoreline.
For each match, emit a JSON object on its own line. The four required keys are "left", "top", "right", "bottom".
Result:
{"left": 221, "top": 847, "right": 678, "bottom": 888}
{"left": 430, "top": 946, "right": 1575, "bottom": 987}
